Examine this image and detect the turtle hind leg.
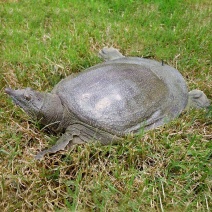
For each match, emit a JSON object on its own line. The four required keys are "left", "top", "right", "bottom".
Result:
{"left": 35, "top": 123, "right": 121, "bottom": 160}
{"left": 99, "top": 47, "right": 124, "bottom": 61}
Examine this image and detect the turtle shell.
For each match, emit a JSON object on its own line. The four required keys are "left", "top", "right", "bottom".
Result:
{"left": 55, "top": 57, "right": 188, "bottom": 135}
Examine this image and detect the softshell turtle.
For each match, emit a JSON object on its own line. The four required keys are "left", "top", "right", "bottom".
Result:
{"left": 5, "top": 47, "right": 210, "bottom": 159}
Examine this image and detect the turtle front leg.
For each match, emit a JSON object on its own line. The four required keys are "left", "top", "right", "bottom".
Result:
{"left": 35, "top": 131, "right": 74, "bottom": 160}
{"left": 35, "top": 123, "right": 121, "bottom": 160}
{"left": 99, "top": 47, "right": 124, "bottom": 61}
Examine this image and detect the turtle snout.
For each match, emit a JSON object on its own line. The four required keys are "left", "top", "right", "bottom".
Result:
{"left": 5, "top": 87, "right": 24, "bottom": 99}
{"left": 5, "top": 87, "right": 14, "bottom": 96}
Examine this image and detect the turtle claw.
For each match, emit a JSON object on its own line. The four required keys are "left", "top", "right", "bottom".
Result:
{"left": 35, "top": 150, "right": 50, "bottom": 160}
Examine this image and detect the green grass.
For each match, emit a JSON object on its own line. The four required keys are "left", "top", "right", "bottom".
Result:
{"left": 0, "top": 0, "right": 211, "bottom": 211}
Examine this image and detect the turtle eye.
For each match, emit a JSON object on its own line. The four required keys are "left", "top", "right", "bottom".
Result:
{"left": 24, "top": 94, "right": 31, "bottom": 101}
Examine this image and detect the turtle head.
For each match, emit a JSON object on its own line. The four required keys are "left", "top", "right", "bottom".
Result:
{"left": 187, "top": 89, "right": 210, "bottom": 109}
{"left": 5, "top": 87, "right": 64, "bottom": 128}
{"left": 5, "top": 87, "right": 45, "bottom": 118}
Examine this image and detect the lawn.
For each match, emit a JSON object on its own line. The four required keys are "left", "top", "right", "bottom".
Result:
{"left": 0, "top": 0, "right": 211, "bottom": 211}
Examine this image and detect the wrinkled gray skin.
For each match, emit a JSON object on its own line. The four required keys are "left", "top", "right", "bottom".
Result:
{"left": 5, "top": 47, "right": 211, "bottom": 160}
